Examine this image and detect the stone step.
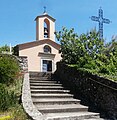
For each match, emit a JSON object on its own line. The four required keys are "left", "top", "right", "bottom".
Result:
{"left": 84, "top": 118, "right": 105, "bottom": 120}
{"left": 32, "top": 98, "right": 80, "bottom": 105}
{"left": 30, "top": 83, "right": 62, "bottom": 86}
{"left": 29, "top": 72, "right": 103, "bottom": 120}
{"left": 36, "top": 104, "right": 88, "bottom": 113}
{"left": 45, "top": 112, "right": 100, "bottom": 120}
{"left": 30, "top": 86, "right": 64, "bottom": 90}
{"left": 31, "top": 89, "right": 70, "bottom": 94}
{"left": 31, "top": 93, "right": 73, "bottom": 98}
{"left": 30, "top": 80, "right": 57, "bottom": 83}
{"left": 29, "top": 72, "right": 51, "bottom": 78}
{"left": 30, "top": 77, "right": 51, "bottom": 80}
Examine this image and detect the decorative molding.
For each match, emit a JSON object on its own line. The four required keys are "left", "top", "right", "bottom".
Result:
{"left": 38, "top": 52, "right": 55, "bottom": 58}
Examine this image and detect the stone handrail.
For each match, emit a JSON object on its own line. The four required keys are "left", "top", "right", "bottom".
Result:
{"left": 22, "top": 73, "right": 43, "bottom": 120}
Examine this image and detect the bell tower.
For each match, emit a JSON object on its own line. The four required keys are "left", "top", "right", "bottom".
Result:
{"left": 35, "top": 9, "right": 56, "bottom": 41}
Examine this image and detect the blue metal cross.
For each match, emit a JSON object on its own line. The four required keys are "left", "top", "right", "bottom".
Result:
{"left": 91, "top": 8, "right": 111, "bottom": 40}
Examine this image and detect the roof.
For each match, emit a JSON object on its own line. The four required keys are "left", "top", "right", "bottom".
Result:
{"left": 35, "top": 13, "right": 56, "bottom": 22}
{"left": 18, "top": 39, "right": 60, "bottom": 50}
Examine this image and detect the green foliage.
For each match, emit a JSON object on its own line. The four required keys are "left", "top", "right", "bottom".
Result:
{"left": 0, "top": 54, "right": 28, "bottom": 119}
{"left": 0, "top": 54, "right": 19, "bottom": 84}
{"left": 56, "top": 27, "right": 103, "bottom": 65}
{"left": 56, "top": 27, "right": 117, "bottom": 81}
{"left": 0, "top": 84, "right": 17, "bottom": 111}
{"left": 0, "top": 54, "right": 20, "bottom": 110}
{"left": 0, "top": 76, "right": 28, "bottom": 119}
{"left": 0, "top": 45, "right": 10, "bottom": 54}
{"left": 9, "top": 104, "right": 28, "bottom": 120}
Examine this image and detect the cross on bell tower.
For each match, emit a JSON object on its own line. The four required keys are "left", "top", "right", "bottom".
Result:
{"left": 91, "top": 7, "right": 111, "bottom": 40}
{"left": 44, "top": 6, "right": 46, "bottom": 13}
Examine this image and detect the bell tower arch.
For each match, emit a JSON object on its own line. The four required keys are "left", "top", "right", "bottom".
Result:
{"left": 44, "top": 18, "right": 50, "bottom": 38}
{"left": 35, "top": 12, "right": 56, "bottom": 41}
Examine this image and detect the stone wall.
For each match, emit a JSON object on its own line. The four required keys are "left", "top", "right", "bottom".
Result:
{"left": 22, "top": 73, "right": 43, "bottom": 120}
{"left": 54, "top": 62, "right": 117, "bottom": 120}
{"left": 17, "top": 56, "right": 28, "bottom": 72}
{"left": 0, "top": 54, "right": 28, "bottom": 72}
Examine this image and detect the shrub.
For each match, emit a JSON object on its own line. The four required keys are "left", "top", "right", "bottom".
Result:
{"left": 0, "top": 54, "right": 19, "bottom": 84}
{"left": 0, "top": 84, "right": 17, "bottom": 111}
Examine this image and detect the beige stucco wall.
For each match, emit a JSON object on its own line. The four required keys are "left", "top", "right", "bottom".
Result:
{"left": 19, "top": 41, "right": 61, "bottom": 72}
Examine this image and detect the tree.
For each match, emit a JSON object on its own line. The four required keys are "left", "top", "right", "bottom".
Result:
{"left": 0, "top": 45, "right": 10, "bottom": 53}
{"left": 55, "top": 27, "right": 117, "bottom": 75}
{"left": 56, "top": 27, "right": 104, "bottom": 65}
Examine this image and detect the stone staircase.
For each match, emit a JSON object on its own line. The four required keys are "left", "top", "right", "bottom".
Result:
{"left": 29, "top": 72, "right": 104, "bottom": 120}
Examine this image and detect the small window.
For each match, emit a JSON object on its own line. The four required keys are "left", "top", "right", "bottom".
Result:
{"left": 44, "top": 45, "right": 51, "bottom": 53}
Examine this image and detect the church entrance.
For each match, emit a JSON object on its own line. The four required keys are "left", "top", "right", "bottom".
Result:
{"left": 42, "top": 60, "right": 52, "bottom": 72}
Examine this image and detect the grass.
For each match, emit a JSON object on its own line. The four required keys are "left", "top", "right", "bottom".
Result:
{"left": 0, "top": 111, "right": 11, "bottom": 120}
{"left": 10, "top": 104, "right": 29, "bottom": 120}
{"left": 0, "top": 116, "right": 11, "bottom": 120}
{"left": 0, "top": 104, "right": 29, "bottom": 120}
{"left": 0, "top": 73, "right": 30, "bottom": 120}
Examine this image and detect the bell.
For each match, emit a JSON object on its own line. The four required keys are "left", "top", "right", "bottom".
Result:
{"left": 44, "top": 27, "right": 48, "bottom": 35}
{"left": 44, "top": 27, "right": 49, "bottom": 38}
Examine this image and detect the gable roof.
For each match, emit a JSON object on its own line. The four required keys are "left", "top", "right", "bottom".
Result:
{"left": 18, "top": 39, "right": 60, "bottom": 50}
{"left": 35, "top": 13, "right": 56, "bottom": 22}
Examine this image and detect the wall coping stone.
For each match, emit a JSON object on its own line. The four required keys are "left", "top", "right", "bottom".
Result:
{"left": 60, "top": 63, "right": 117, "bottom": 89}
{"left": 22, "top": 73, "right": 44, "bottom": 120}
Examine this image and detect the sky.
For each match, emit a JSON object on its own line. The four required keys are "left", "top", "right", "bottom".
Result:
{"left": 0, "top": 0, "right": 117, "bottom": 47}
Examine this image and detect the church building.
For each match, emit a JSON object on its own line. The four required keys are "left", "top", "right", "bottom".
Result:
{"left": 15, "top": 11, "right": 61, "bottom": 72}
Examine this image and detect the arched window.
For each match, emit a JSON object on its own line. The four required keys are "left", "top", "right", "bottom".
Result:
{"left": 44, "top": 45, "right": 51, "bottom": 53}
{"left": 44, "top": 19, "right": 50, "bottom": 38}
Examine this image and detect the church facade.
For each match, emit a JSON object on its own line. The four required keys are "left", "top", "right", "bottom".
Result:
{"left": 15, "top": 12, "right": 61, "bottom": 72}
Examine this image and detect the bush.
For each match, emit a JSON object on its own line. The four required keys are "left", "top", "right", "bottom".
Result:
{"left": 0, "top": 84, "right": 17, "bottom": 111}
{"left": 0, "top": 54, "right": 19, "bottom": 84}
